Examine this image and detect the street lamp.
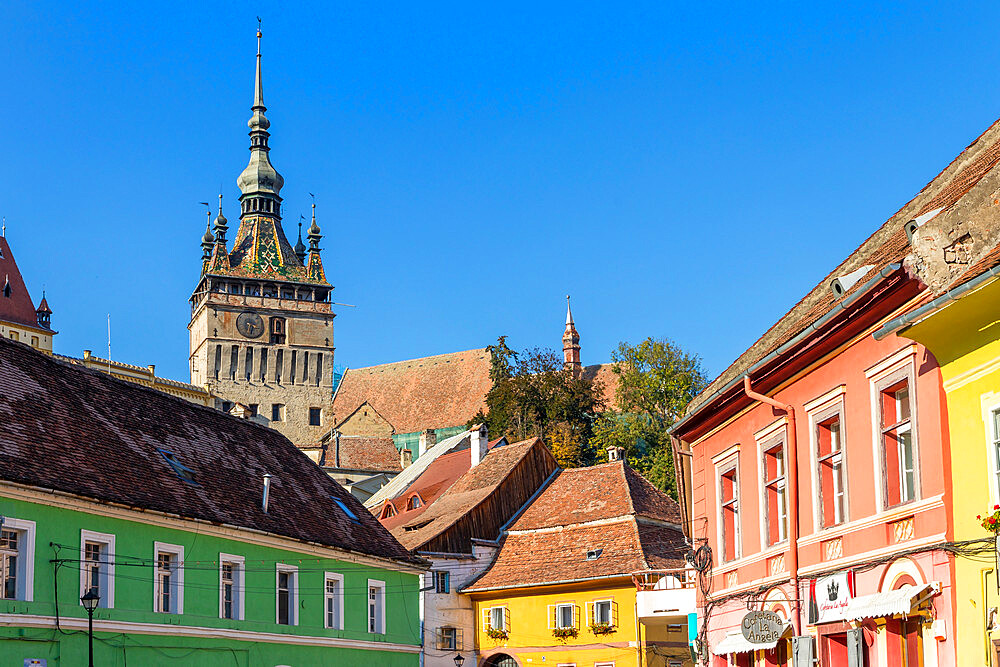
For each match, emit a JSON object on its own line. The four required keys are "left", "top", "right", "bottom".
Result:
{"left": 80, "top": 589, "right": 100, "bottom": 667}
{"left": 453, "top": 653, "right": 465, "bottom": 667}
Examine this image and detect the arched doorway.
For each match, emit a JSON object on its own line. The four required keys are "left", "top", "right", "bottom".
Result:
{"left": 483, "top": 654, "right": 518, "bottom": 667}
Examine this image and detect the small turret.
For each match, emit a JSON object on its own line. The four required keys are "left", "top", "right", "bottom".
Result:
{"left": 294, "top": 219, "right": 307, "bottom": 264}
{"left": 307, "top": 202, "right": 322, "bottom": 252}
{"left": 35, "top": 291, "right": 52, "bottom": 329}
{"left": 201, "top": 209, "right": 215, "bottom": 259}
{"left": 213, "top": 194, "right": 229, "bottom": 247}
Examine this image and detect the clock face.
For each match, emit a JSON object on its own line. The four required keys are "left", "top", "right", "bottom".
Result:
{"left": 236, "top": 311, "right": 265, "bottom": 339}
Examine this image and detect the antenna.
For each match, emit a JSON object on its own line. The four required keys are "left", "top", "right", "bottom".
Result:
{"left": 107, "top": 313, "right": 112, "bottom": 374}
{"left": 332, "top": 302, "right": 357, "bottom": 308}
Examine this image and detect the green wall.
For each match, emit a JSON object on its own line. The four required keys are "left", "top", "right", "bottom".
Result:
{"left": 0, "top": 494, "right": 420, "bottom": 666}
{"left": 392, "top": 426, "right": 466, "bottom": 462}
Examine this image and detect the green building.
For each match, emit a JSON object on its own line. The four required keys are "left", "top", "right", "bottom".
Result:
{"left": 0, "top": 335, "right": 424, "bottom": 666}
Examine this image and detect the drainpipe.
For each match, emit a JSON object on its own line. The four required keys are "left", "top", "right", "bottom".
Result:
{"left": 742, "top": 376, "right": 801, "bottom": 636}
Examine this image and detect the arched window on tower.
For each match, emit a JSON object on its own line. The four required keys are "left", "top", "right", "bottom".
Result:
{"left": 270, "top": 317, "right": 286, "bottom": 345}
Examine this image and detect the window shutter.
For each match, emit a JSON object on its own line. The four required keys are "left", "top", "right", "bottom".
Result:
{"left": 574, "top": 604, "right": 581, "bottom": 629}
{"left": 585, "top": 601, "right": 593, "bottom": 626}
{"left": 482, "top": 607, "right": 490, "bottom": 631}
{"left": 434, "top": 627, "right": 442, "bottom": 650}
{"left": 846, "top": 628, "right": 863, "bottom": 667}
{"left": 792, "top": 636, "right": 815, "bottom": 667}
{"left": 457, "top": 627, "right": 464, "bottom": 651}
{"left": 612, "top": 600, "right": 619, "bottom": 627}
{"left": 548, "top": 604, "right": 556, "bottom": 629}
{"left": 503, "top": 606, "right": 511, "bottom": 632}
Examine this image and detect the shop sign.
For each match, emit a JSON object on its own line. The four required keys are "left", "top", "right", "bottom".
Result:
{"left": 809, "top": 571, "right": 855, "bottom": 624}
{"left": 740, "top": 609, "right": 784, "bottom": 644}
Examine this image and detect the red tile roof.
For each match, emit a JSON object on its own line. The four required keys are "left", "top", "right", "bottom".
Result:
{"left": 581, "top": 363, "right": 619, "bottom": 409}
{"left": 379, "top": 446, "right": 472, "bottom": 530}
{"left": 0, "top": 238, "right": 42, "bottom": 329}
{"left": 332, "top": 349, "right": 492, "bottom": 434}
{"left": 389, "top": 438, "right": 558, "bottom": 552}
{"left": 464, "top": 461, "right": 685, "bottom": 591}
{"left": 0, "top": 336, "right": 420, "bottom": 565}
{"left": 687, "top": 118, "right": 1000, "bottom": 417}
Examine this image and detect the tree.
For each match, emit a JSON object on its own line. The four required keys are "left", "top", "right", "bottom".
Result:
{"left": 470, "top": 337, "right": 604, "bottom": 466}
{"left": 591, "top": 337, "right": 706, "bottom": 496}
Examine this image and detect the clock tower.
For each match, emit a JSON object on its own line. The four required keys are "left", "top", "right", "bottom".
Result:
{"left": 188, "top": 27, "right": 335, "bottom": 447}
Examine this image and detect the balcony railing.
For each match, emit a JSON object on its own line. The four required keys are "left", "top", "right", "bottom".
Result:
{"left": 631, "top": 569, "right": 697, "bottom": 619}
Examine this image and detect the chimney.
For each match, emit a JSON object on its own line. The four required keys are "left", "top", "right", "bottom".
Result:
{"left": 400, "top": 447, "right": 413, "bottom": 468}
{"left": 470, "top": 424, "right": 488, "bottom": 467}
{"left": 262, "top": 473, "right": 273, "bottom": 513}
{"left": 608, "top": 446, "right": 624, "bottom": 462}
{"left": 418, "top": 428, "right": 437, "bottom": 456}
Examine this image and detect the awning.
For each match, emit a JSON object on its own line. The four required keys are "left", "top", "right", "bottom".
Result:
{"left": 843, "top": 583, "right": 934, "bottom": 621}
{"left": 711, "top": 625, "right": 791, "bottom": 655}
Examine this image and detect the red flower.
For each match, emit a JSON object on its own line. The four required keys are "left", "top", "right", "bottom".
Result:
{"left": 994, "top": 504, "right": 998, "bottom": 510}
{"left": 979, "top": 515, "right": 983, "bottom": 519}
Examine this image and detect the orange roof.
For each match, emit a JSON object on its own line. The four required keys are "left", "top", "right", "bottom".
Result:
{"left": 464, "top": 461, "right": 685, "bottom": 591}
{"left": 379, "top": 446, "right": 472, "bottom": 530}
{"left": 332, "top": 349, "right": 492, "bottom": 434}
{"left": 389, "top": 438, "right": 556, "bottom": 551}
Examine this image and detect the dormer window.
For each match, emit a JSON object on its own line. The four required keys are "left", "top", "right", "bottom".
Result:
{"left": 586, "top": 548, "right": 603, "bottom": 561}
{"left": 380, "top": 503, "right": 396, "bottom": 520}
{"left": 332, "top": 497, "right": 359, "bottom": 523}
{"left": 157, "top": 449, "right": 197, "bottom": 485}
{"left": 406, "top": 494, "right": 423, "bottom": 511}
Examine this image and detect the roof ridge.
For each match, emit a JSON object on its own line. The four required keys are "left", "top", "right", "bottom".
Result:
{"left": 348, "top": 347, "right": 489, "bottom": 372}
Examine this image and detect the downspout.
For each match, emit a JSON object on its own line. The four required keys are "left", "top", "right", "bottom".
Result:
{"left": 742, "top": 376, "right": 801, "bottom": 636}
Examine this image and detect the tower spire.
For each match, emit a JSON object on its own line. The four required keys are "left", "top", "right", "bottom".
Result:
{"left": 562, "top": 295, "right": 581, "bottom": 376}
{"left": 237, "top": 19, "right": 284, "bottom": 215}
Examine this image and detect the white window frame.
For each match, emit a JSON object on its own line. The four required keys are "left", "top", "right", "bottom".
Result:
{"left": 324, "top": 572, "right": 344, "bottom": 630}
{"left": 152, "top": 541, "right": 184, "bottom": 614}
{"left": 808, "top": 398, "right": 849, "bottom": 532}
{"left": 0, "top": 517, "right": 35, "bottom": 601}
{"left": 485, "top": 605, "right": 509, "bottom": 632}
{"left": 79, "top": 529, "right": 115, "bottom": 609}
{"left": 981, "top": 394, "right": 1000, "bottom": 506}
{"left": 219, "top": 553, "right": 245, "bottom": 621}
{"left": 757, "top": 431, "right": 788, "bottom": 548}
{"left": 592, "top": 598, "right": 613, "bottom": 625}
{"left": 715, "top": 452, "right": 741, "bottom": 562}
{"left": 367, "top": 578, "right": 386, "bottom": 634}
{"left": 276, "top": 563, "right": 299, "bottom": 626}
{"left": 869, "top": 358, "right": 919, "bottom": 511}
{"left": 555, "top": 602, "right": 575, "bottom": 629}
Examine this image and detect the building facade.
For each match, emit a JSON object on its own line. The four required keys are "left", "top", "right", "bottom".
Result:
{"left": 189, "top": 29, "right": 335, "bottom": 447}
{"left": 0, "top": 331, "right": 423, "bottom": 665}
{"left": 667, "top": 115, "right": 1000, "bottom": 665}
{"left": 463, "top": 455, "right": 693, "bottom": 667}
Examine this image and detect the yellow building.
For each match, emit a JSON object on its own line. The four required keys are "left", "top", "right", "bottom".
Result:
{"left": 877, "top": 253, "right": 1000, "bottom": 665}
{"left": 462, "top": 453, "right": 695, "bottom": 667}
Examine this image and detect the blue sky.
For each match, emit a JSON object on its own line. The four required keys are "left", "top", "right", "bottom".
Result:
{"left": 5, "top": 1, "right": 1000, "bottom": 382}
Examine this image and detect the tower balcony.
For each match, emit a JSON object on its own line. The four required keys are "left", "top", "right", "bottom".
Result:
{"left": 631, "top": 569, "right": 697, "bottom": 619}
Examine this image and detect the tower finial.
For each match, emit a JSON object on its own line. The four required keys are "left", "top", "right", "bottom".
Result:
{"left": 2, "top": 217, "right": 5, "bottom": 237}
{"left": 566, "top": 294, "right": 574, "bottom": 326}
{"left": 253, "top": 18, "right": 264, "bottom": 110}
{"left": 294, "top": 215, "right": 307, "bottom": 263}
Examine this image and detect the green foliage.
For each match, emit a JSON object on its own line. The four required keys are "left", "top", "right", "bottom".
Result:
{"left": 470, "top": 337, "right": 604, "bottom": 466}
{"left": 591, "top": 337, "right": 706, "bottom": 497}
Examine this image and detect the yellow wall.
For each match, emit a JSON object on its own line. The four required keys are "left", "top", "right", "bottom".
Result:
{"left": 903, "top": 277, "right": 1000, "bottom": 666}
{"left": 470, "top": 580, "right": 690, "bottom": 667}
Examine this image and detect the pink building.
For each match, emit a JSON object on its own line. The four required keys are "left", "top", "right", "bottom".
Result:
{"left": 666, "top": 121, "right": 1000, "bottom": 665}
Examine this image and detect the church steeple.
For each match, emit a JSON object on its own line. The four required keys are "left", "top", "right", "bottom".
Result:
{"left": 563, "top": 295, "right": 581, "bottom": 376}
{"left": 236, "top": 22, "right": 284, "bottom": 218}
